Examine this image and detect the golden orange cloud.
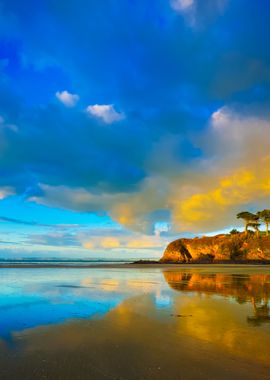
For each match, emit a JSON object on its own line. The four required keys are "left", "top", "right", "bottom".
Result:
{"left": 172, "top": 158, "right": 270, "bottom": 232}
{"left": 83, "top": 241, "right": 94, "bottom": 249}
{"left": 126, "top": 238, "right": 162, "bottom": 249}
{"left": 100, "top": 237, "right": 120, "bottom": 249}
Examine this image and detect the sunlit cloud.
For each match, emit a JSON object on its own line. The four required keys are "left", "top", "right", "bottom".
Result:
{"left": 169, "top": 108, "right": 270, "bottom": 232}
{"left": 100, "top": 237, "right": 121, "bottom": 249}
{"left": 86, "top": 104, "right": 125, "bottom": 124}
{"left": 82, "top": 231, "right": 168, "bottom": 251}
{"left": 172, "top": 161, "right": 270, "bottom": 232}
{"left": 83, "top": 241, "right": 94, "bottom": 249}
{"left": 83, "top": 237, "right": 122, "bottom": 251}
{"left": 55, "top": 90, "right": 79, "bottom": 107}
{"left": 126, "top": 238, "right": 162, "bottom": 249}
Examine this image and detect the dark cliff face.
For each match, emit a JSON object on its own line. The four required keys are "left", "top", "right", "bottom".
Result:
{"left": 160, "top": 233, "right": 270, "bottom": 263}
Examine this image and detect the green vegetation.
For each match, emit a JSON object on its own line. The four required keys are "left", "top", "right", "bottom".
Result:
{"left": 230, "top": 228, "right": 240, "bottom": 235}
{"left": 237, "top": 209, "right": 270, "bottom": 236}
{"left": 236, "top": 212, "right": 259, "bottom": 235}
{"left": 257, "top": 210, "right": 270, "bottom": 236}
{"left": 229, "top": 236, "right": 246, "bottom": 260}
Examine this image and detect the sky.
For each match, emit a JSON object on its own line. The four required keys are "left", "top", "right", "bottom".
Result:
{"left": 0, "top": 0, "right": 270, "bottom": 259}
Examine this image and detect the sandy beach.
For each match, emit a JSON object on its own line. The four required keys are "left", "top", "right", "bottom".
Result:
{"left": 1, "top": 265, "right": 270, "bottom": 379}
{"left": 1, "top": 305, "right": 270, "bottom": 380}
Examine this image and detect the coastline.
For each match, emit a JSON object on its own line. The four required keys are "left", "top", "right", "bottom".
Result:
{"left": 1, "top": 261, "right": 270, "bottom": 269}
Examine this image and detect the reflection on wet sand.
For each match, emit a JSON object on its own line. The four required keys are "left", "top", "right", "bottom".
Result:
{"left": 248, "top": 300, "right": 270, "bottom": 325}
{"left": 162, "top": 270, "right": 270, "bottom": 365}
{"left": 1, "top": 267, "right": 270, "bottom": 379}
{"left": 163, "top": 271, "right": 270, "bottom": 325}
{"left": 1, "top": 294, "right": 270, "bottom": 380}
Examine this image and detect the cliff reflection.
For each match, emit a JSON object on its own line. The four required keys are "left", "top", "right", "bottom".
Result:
{"left": 248, "top": 300, "right": 270, "bottom": 326}
{"left": 163, "top": 271, "right": 270, "bottom": 325}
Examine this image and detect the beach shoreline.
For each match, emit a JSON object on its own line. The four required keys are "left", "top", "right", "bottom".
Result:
{"left": 1, "top": 262, "right": 270, "bottom": 269}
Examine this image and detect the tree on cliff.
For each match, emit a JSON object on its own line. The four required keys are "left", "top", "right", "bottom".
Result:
{"left": 257, "top": 209, "right": 270, "bottom": 236}
{"left": 237, "top": 212, "right": 259, "bottom": 235}
{"left": 247, "top": 222, "right": 261, "bottom": 237}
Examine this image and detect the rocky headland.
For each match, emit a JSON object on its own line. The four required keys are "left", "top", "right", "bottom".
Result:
{"left": 160, "top": 233, "right": 270, "bottom": 263}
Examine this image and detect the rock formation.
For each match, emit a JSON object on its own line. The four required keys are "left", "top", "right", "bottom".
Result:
{"left": 160, "top": 233, "right": 270, "bottom": 263}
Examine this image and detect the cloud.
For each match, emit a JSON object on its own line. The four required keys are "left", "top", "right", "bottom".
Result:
{"left": 170, "top": 0, "right": 194, "bottom": 13}
{"left": 0, "top": 0, "right": 270, "bottom": 241}
{"left": 83, "top": 236, "right": 121, "bottom": 251}
{"left": 172, "top": 162, "right": 270, "bottom": 232}
{"left": 0, "top": 215, "right": 81, "bottom": 229}
{"left": 78, "top": 224, "right": 169, "bottom": 251}
{"left": 0, "top": 101, "right": 146, "bottom": 194}
{"left": 82, "top": 233, "right": 166, "bottom": 251}
{"left": 83, "top": 241, "right": 94, "bottom": 249}
{"left": 24, "top": 105, "right": 270, "bottom": 236}
{"left": 55, "top": 90, "right": 79, "bottom": 107}
{"left": 126, "top": 237, "right": 163, "bottom": 249}
{"left": 86, "top": 104, "right": 125, "bottom": 124}
{"left": 169, "top": 108, "right": 270, "bottom": 232}
{"left": 0, "top": 216, "right": 43, "bottom": 226}
{"left": 100, "top": 237, "right": 120, "bottom": 249}
{"left": 170, "top": 0, "right": 228, "bottom": 28}
{"left": 0, "top": 187, "right": 14, "bottom": 199}
{"left": 28, "top": 232, "right": 80, "bottom": 247}
{"left": 170, "top": 0, "right": 196, "bottom": 27}
{"left": 205, "top": 106, "right": 270, "bottom": 164}
{"left": 32, "top": 177, "right": 171, "bottom": 234}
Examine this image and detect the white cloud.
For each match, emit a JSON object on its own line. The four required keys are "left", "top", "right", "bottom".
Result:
{"left": 170, "top": 0, "right": 228, "bottom": 28}
{"left": 170, "top": 0, "right": 194, "bottom": 12}
{"left": 55, "top": 90, "right": 79, "bottom": 107}
{"left": 211, "top": 107, "right": 228, "bottom": 124}
{"left": 86, "top": 104, "right": 125, "bottom": 124}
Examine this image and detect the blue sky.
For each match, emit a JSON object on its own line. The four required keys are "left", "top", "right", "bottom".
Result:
{"left": 1, "top": 0, "right": 270, "bottom": 259}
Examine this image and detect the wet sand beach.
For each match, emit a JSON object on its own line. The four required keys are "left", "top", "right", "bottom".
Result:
{"left": 0, "top": 265, "right": 270, "bottom": 379}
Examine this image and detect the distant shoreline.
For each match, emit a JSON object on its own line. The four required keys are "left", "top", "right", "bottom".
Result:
{"left": 1, "top": 260, "right": 270, "bottom": 269}
{"left": 133, "top": 259, "right": 270, "bottom": 265}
